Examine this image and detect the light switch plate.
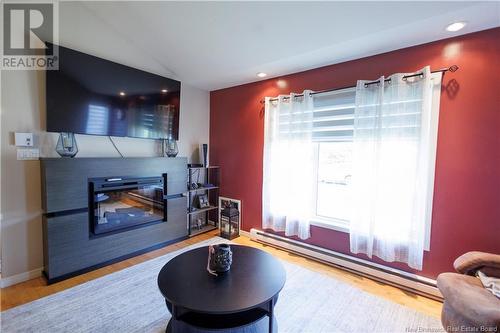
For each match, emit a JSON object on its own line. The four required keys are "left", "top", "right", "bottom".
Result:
{"left": 17, "top": 148, "right": 39, "bottom": 160}
{"left": 15, "top": 132, "right": 34, "bottom": 147}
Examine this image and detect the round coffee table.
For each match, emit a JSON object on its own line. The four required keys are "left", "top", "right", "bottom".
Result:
{"left": 157, "top": 244, "right": 286, "bottom": 333}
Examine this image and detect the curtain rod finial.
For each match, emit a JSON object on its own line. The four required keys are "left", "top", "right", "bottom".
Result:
{"left": 449, "top": 65, "right": 459, "bottom": 72}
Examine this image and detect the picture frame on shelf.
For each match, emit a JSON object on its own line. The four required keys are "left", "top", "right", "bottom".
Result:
{"left": 197, "top": 194, "right": 210, "bottom": 209}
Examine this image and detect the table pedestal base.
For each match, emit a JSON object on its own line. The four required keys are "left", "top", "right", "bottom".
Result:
{"left": 166, "top": 315, "right": 278, "bottom": 333}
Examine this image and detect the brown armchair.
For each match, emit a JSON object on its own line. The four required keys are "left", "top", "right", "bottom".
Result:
{"left": 437, "top": 251, "right": 500, "bottom": 332}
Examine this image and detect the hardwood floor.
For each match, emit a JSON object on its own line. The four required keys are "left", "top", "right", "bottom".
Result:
{"left": 0, "top": 231, "right": 442, "bottom": 318}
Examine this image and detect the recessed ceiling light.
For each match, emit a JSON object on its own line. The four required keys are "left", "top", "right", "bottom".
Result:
{"left": 119, "top": 91, "right": 126, "bottom": 96}
{"left": 446, "top": 22, "right": 466, "bottom": 32}
{"left": 161, "top": 89, "right": 168, "bottom": 93}
{"left": 257, "top": 72, "right": 267, "bottom": 78}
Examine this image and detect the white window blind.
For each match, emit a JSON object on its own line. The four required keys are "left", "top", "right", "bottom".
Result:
{"left": 312, "top": 88, "right": 356, "bottom": 142}
{"left": 276, "top": 88, "right": 356, "bottom": 142}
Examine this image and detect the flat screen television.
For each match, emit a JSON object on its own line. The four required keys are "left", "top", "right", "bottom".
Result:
{"left": 46, "top": 44, "right": 181, "bottom": 140}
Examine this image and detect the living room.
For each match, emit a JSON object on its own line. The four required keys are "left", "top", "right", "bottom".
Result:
{"left": 1, "top": 1, "right": 499, "bottom": 332}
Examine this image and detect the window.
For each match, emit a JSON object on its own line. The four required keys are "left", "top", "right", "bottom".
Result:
{"left": 311, "top": 88, "right": 356, "bottom": 231}
{"left": 316, "top": 141, "right": 352, "bottom": 222}
{"left": 309, "top": 74, "right": 441, "bottom": 251}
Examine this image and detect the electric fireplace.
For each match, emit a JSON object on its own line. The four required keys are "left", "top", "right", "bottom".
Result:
{"left": 89, "top": 175, "right": 167, "bottom": 235}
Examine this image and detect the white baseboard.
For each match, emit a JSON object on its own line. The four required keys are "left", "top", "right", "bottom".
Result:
{"left": 239, "top": 229, "right": 251, "bottom": 238}
{"left": 249, "top": 228, "right": 442, "bottom": 300}
{"left": 1, "top": 267, "right": 43, "bottom": 288}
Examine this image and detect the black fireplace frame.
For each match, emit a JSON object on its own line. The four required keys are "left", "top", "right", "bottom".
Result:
{"left": 88, "top": 174, "right": 168, "bottom": 236}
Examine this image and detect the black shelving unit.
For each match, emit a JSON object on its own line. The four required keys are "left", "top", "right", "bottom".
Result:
{"left": 187, "top": 166, "right": 220, "bottom": 236}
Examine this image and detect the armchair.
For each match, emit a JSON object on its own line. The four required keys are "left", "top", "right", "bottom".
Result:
{"left": 437, "top": 251, "right": 500, "bottom": 332}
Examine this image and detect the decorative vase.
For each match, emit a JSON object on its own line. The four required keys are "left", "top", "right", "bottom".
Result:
{"left": 208, "top": 244, "right": 232, "bottom": 274}
{"left": 56, "top": 132, "right": 78, "bottom": 158}
{"left": 163, "top": 139, "right": 178, "bottom": 157}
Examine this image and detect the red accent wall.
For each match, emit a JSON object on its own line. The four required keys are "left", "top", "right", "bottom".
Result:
{"left": 210, "top": 28, "right": 500, "bottom": 279}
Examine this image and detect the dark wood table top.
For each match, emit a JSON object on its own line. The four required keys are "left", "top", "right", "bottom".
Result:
{"left": 158, "top": 245, "right": 286, "bottom": 314}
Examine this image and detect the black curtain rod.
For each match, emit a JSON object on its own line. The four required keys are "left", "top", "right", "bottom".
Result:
{"left": 261, "top": 65, "right": 458, "bottom": 104}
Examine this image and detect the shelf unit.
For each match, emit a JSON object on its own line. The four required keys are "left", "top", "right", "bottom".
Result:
{"left": 187, "top": 166, "right": 220, "bottom": 236}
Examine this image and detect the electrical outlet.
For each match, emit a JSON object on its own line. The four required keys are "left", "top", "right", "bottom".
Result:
{"left": 17, "top": 148, "right": 39, "bottom": 160}
{"left": 15, "top": 133, "right": 34, "bottom": 147}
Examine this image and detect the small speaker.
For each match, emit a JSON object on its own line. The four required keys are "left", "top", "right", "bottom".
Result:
{"left": 199, "top": 143, "right": 208, "bottom": 167}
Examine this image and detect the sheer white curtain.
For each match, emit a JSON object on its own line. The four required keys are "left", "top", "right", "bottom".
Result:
{"left": 350, "top": 67, "right": 433, "bottom": 270}
{"left": 262, "top": 91, "right": 314, "bottom": 239}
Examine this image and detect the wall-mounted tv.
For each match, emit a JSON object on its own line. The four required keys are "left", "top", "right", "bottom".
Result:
{"left": 46, "top": 44, "right": 181, "bottom": 140}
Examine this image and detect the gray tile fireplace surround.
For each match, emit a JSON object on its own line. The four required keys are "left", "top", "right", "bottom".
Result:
{"left": 40, "top": 157, "right": 188, "bottom": 283}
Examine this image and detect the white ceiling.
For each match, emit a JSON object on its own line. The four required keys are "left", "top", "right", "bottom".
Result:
{"left": 57, "top": 1, "right": 499, "bottom": 91}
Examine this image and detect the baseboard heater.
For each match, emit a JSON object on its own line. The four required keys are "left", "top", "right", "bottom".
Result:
{"left": 249, "top": 228, "right": 442, "bottom": 301}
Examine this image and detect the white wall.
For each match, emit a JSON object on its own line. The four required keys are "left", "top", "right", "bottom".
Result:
{"left": 0, "top": 2, "right": 210, "bottom": 281}
{"left": 0, "top": 71, "right": 209, "bottom": 282}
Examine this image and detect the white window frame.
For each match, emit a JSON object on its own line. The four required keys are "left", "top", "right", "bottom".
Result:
{"left": 311, "top": 142, "right": 350, "bottom": 233}
{"left": 309, "top": 73, "right": 442, "bottom": 251}
{"left": 310, "top": 86, "right": 356, "bottom": 234}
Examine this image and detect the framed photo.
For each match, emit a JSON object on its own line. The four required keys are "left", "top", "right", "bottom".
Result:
{"left": 218, "top": 196, "right": 241, "bottom": 229}
{"left": 197, "top": 194, "right": 210, "bottom": 208}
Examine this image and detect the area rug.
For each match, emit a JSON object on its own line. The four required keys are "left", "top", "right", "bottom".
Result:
{"left": 0, "top": 237, "right": 442, "bottom": 332}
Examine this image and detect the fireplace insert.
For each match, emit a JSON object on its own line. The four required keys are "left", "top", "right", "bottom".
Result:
{"left": 89, "top": 175, "right": 167, "bottom": 235}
